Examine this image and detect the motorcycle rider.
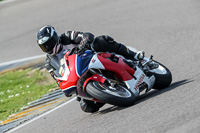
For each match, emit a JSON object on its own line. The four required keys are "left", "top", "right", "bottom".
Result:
{"left": 36, "top": 25, "right": 144, "bottom": 113}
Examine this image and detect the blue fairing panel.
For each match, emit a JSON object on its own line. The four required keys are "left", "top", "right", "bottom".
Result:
{"left": 76, "top": 51, "right": 93, "bottom": 76}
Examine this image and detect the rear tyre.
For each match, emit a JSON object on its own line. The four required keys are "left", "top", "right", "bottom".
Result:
{"left": 145, "top": 61, "right": 172, "bottom": 90}
{"left": 86, "top": 81, "right": 136, "bottom": 107}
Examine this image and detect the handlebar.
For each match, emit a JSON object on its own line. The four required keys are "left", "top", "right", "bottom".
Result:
{"left": 77, "top": 48, "right": 87, "bottom": 56}
{"left": 68, "top": 46, "right": 88, "bottom": 56}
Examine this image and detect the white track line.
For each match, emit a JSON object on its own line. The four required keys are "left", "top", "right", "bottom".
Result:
{"left": 7, "top": 97, "right": 76, "bottom": 133}
{"left": 4, "top": 46, "right": 137, "bottom": 132}
{"left": 0, "top": 54, "right": 46, "bottom": 66}
{"left": 0, "top": 46, "right": 136, "bottom": 66}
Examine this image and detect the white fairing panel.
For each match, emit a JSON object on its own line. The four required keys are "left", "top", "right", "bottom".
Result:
{"left": 88, "top": 54, "right": 105, "bottom": 69}
{"left": 125, "top": 66, "right": 155, "bottom": 96}
{"left": 146, "top": 75, "right": 156, "bottom": 91}
{"left": 125, "top": 79, "right": 140, "bottom": 96}
{"left": 125, "top": 67, "right": 144, "bottom": 96}
{"left": 56, "top": 57, "right": 70, "bottom": 81}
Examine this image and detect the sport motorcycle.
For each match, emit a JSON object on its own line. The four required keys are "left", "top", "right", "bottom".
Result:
{"left": 50, "top": 46, "right": 172, "bottom": 107}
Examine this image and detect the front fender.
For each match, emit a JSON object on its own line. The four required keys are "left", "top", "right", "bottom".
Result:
{"left": 82, "top": 74, "right": 106, "bottom": 91}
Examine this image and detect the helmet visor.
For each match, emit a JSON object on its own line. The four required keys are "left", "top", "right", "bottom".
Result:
{"left": 38, "top": 32, "right": 59, "bottom": 53}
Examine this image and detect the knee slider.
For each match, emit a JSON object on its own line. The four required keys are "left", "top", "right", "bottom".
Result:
{"left": 93, "top": 35, "right": 119, "bottom": 52}
{"left": 94, "top": 35, "right": 115, "bottom": 45}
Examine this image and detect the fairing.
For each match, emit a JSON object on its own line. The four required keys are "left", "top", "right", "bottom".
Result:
{"left": 55, "top": 50, "right": 155, "bottom": 98}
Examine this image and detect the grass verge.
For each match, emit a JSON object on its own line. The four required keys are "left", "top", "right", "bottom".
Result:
{"left": 0, "top": 68, "right": 57, "bottom": 121}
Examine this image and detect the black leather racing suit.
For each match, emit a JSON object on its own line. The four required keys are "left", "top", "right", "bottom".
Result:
{"left": 45, "top": 31, "right": 137, "bottom": 113}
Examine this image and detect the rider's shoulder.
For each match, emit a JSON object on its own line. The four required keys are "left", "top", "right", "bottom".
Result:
{"left": 64, "top": 31, "right": 81, "bottom": 37}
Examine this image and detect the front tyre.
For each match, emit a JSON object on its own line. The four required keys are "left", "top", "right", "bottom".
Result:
{"left": 146, "top": 61, "right": 172, "bottom": 90}
{"left": 86, "top": 81, "right": 136, "bottom": 107}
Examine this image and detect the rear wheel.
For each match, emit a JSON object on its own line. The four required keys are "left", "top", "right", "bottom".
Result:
{"left": 145, "top": 61, "right": 172, "bottom": 90}
{"left": 86, "top": 81, "right": 136, "bottom": 107}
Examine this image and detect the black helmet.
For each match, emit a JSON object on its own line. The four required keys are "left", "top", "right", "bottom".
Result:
{"left": 37, "top": 25, "right": 59, "bottom": 53}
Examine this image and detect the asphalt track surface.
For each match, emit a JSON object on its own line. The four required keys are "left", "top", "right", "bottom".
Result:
{"left": 1, "top": 0, "right": 200, "bottom": 132}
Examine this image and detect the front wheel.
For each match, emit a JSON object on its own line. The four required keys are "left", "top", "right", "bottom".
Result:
{"left": 145, "top": 61, "right": 172, "bottom": 90}
{"left": 86, "top": 81, "right": 136, "bottom": 107}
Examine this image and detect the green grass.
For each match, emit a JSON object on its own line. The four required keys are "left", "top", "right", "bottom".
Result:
{"left": 0, "top": 69, "right": 57, "bottom": 121}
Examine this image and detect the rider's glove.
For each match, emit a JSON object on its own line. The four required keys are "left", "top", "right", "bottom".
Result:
{"left": 79, "top": 43, "right": 91, "bottom": 50}
{"left": 79, "top": 38, "right": 91, "bottom": 50}
{"left": 134, "top": 50, "right": 145, "bottom": 60}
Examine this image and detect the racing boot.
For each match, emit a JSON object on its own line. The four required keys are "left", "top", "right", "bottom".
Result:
{"left": 116, "top": 44, "right": 145, "bottom": 61}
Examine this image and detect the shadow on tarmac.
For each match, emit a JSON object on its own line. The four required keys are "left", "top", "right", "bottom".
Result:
{"left": 136, "top": 79, "right": 194, "bottom": 104}
{"left": 98, "top": 79, "right": 193, "bottom": 114}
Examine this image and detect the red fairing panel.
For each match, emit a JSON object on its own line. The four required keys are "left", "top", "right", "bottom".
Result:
{"left": 57, "top": 54, "right": 79, "bottom": 90}
{"left": 97, "top": 53, "right": 135, "bottom": 81}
